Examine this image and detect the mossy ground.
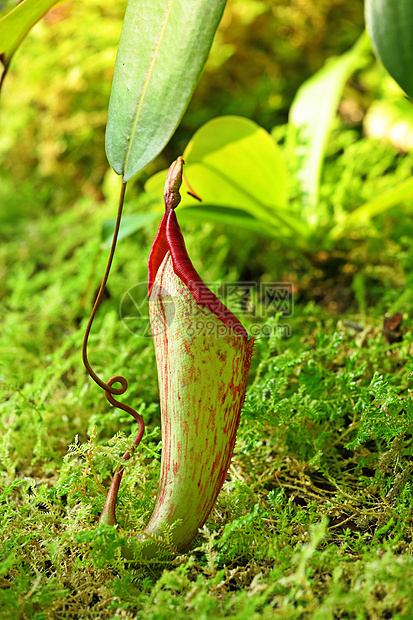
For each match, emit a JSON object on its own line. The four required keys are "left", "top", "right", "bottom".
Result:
{"left": 1, "top": 188, "right": 413, "bottom": 619}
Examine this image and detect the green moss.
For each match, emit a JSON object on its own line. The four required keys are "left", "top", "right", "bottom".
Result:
{"left": 2, "top": 189, "right": 413, "bottom": 616}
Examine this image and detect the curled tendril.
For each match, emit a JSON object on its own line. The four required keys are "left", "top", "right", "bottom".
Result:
{"left": 105, "top": 376, "right": 145, "bottom": 460}
{"left": 82, "top": 180, "right": 145, "bottom": 455}
{"left": 97, "top": 376, "right": 146, "bottom": 528}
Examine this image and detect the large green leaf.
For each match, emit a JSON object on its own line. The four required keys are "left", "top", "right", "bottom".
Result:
{"left": 183, "top": 116, "right": 289, "bottom": 210}
{"left": 289, "top": 32, "right": 370, "bottom": 218}
{"left": 145, "top": 116, "right": 309, "bottom": 246}
{"left": 178, "top": 205, "right": 276, "bottom": 238}
{"left": 366, "top": 0, "right": 413, "bottom": 100}
{"left": 0, "top": 0, "right": 60, "bottom": 90}
{"left": 105, "top": 0, "right": 227, "bottom": 181}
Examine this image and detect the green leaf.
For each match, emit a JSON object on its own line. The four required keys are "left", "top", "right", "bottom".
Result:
{"left": 366, "top": 0, "right": 413, "bottom": 100}
{"left": 289, "top": 32, "right": 370, "bottom": 216}
{"left": 178, "top": 205, "right": 276, "bottom": 238}
{"left": 183, "top": 116, "right": 289, "bottom": 213}
{"left": 105, "top": 0, "right": 227, "bottom": 181}
{"left": 330, "top": 176, "right": 413, "bottom": 239}
{"left": 0, "top": 0, "right": 60, "bottom": 90}
{"left": 146, "top": 116, "right": 309, "bottom": 247}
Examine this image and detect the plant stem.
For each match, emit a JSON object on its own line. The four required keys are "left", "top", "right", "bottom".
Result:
{"left": 82, "top": 181, "right": 128, "bottom": 396}
{"left": 81, "top": 180, "right": 145, "bottom": 524}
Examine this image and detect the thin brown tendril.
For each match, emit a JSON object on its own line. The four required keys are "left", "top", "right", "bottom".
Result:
{"left": 182, "top": 171, "right": 202, "bottom": 202}
{"left": 105, "top": 376, "right": 145, "bottom": 460}
{"left": 83, "top": 182, "right": 146, "bottom": 528}
{"left": 0, "top": 64, "right": 8, "bottom": 96}
{"left": 82, "top": 181, "right": 127, "bottom": 396}
{"left": 98, "top": 376, "right": 145, "bottom": 527}
{"left": 82, "top": 180, "right": 145, "bottom": 445}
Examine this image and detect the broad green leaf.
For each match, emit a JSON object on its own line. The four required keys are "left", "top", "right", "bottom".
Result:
{"left": 183, "top": 116, "right": 289, "bottom": 213}
{"left": 180, "top": 205, "right": 309, "bottom": 254}
{"left": 289, "top": 32, "right": 370, "bottom": 218}
{"left": 366, "top": 0, "right": 413, "bottom": 100}
{"left": 0, "top": 0, "right": 60, "bottom": 90}
{"left": 145, "top": 116, "right": 309, "bottom": 245}
{"left": 106, "top": 0, "right": 227, "bottom": 181}
{"left": 178, "top": 205, "right": 277, "bottom": 238}
{"left": 330, "top": 176, "right": 413, "bottom": 239}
